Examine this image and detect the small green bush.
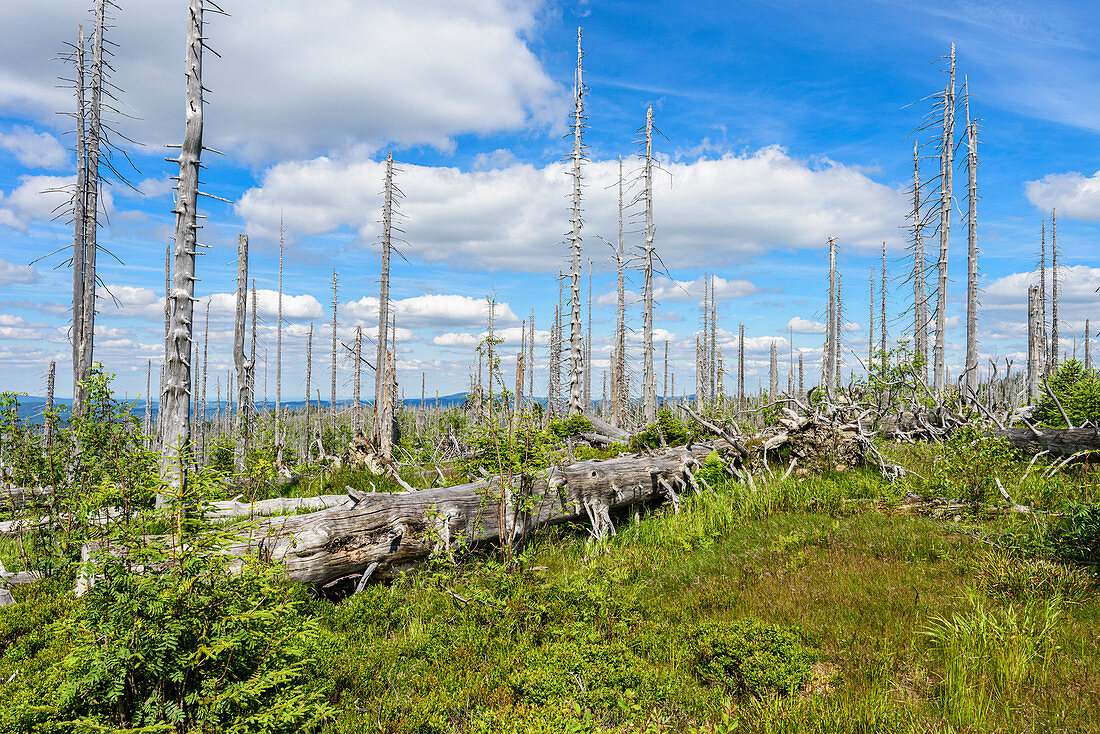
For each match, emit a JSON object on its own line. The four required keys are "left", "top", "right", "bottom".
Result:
{"left": 1034, "top": 360, "right": 1100, "bottom": 428}
{"left": 631, "top": 409, "right": 692, "bottom": 450}
{"left": 693, "top": 618, "right": 813, "bottom": 698}
{"left": 548, "top": 414, "right": 594, "bottom": 439}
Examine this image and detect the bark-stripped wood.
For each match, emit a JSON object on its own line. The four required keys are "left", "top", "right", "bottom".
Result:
{"left": 642, "top": 107, "right": 657, "bottom": 422}
{"left": 965, "top": 90, "right": 980, "bottom": 395}
{"left": 934, "top": 44, "right": 956, "bottom": 394}
{"left": 567, "top": 29, "right": 586, "bottom": 415}
{"left": 233, "top": 234, "right": 252, "bottom": 471}
{"left": 160, "top": 0, "right": 206, "bottom": 491}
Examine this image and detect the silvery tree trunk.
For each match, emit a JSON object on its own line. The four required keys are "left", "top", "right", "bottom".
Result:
{"left": 331, "top": 269, "right": 338, "bottom": 422}
{"left": 1028, "top": 285, "right": 1041, "bottom": 402}
{"left": 614, "top": 154, "right": 627, "bottom": 426}
{"left": 354, "top": 326, "right": 362, "bottom": 423}
{"left": 305, "top": 322, "right": 313, "bottom": 458}
{"left": 567, "top": 29, "right": 586, "bottom": 415}
{"left": 375, "top": 153, "right": 394, "bottom": 443}
{"left": 880, "top": 242, "right": 887, "bottom": 375}
{"left": 200, "top": 301, "right": 209, "bottom": 460}
{"left": 276, "top": 217, "right": 284, "bottom": 444}
{"left": 868, "top": 267, "right": 874, "bottom": 375}
{"left": 737, "top": 323, "right": 745, "bottom": 410}
{"left": 769, "top": 342, "right": 778, "bottom": 397}
{"left": 76, "top": 0, "right": 106, "bottom": 416}
{"left": 527, "top": 310, "right": 535, "bottom": 408}
{"left": 71, "top": 25, "right": 88, "bottom": 416}
{"left": 1085, "top": 319, "right": 1091, "bottom": 369}
{"left": 233, "top": 234, "right": 253, "bottom": 472}
{"left": 641, "top": 107, "right": 657, "bottom": 422}
{"left": 1040, "top": 219, "right": 1046, "bottom": 377}
{"left": 934, "top": 44, "right": 956, "bottom": 394}
{"left": 825, "top": 236, "right": 837, "bottom": 396}
{"left": 911, "top": 140, "right": 928, "bottom": 382}
{"left": 1051, "top": 208, "right": 1059, "bottom": 369}
{"left": 965, "top": 98, "right": 979, "bottom": 396}
{"left": 160, "top": 0, "right": 205, "bottom": 490}
{"left": 585, "top": 263, "right": 593, "bottom": 408}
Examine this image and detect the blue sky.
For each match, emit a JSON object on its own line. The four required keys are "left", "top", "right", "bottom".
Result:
{"left": 2, "top": 0, "right": 1100, "bottom": 401}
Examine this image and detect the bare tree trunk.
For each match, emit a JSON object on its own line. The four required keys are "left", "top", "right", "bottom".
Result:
{"left": 798, "top": 353, "right": 804, "bottom": 394}
{"left": 76, "top": 1, "right": 106, "bottom": 416}
{"left": 911, "top": 140, "right": 928, "bottom": 382}
{"left": 331, "top": 270, "right": 338, "bottom": 422}
{"left": 965, "top": 95, "right": 980, "bottom": 396}
{"left": 880, "top": 242, "right": 887, "bottom": 375}
{"left": 614, "top": 157, "right": 627, "bottom": 426}
{"left": 354, "top": 326, "right": 362, "bottom": 426}
{"left": 1051, "top": 207, "right": 1059, "bottom": 369}
{"left": 868, "top": 266, "right": 874, "bottom": 375}
{"left": 200, "top": 301, "right": 209, "bottom": 460}
{"left": 934, "top": 44, "right": 956, "bottom": 394}
{"left": 1086, "top": 319, "right": 1091, "bottom": 369}
{"left": 567, "top": 29, "right": 586, "bottom": 415}
{"left": 375, "top": 153, "right": 394, "bottom": 442}
{"left": 528, "top": 310, "right": 535, "bottom": 407}
{"left": 144, "top": 358, "right": 152, "bottom": 437}
{"left": 45, "top": 360, "right": 56, "bottom": 452}
{"left": 71, "top": 25, "right": 88, "bottom": 416}
{"left": 276, "top": 217, "right": 284, "bottom": 445}
{"left": 709, "top": 274, "right": 717, "bottom": 400}
{"left": 1040, "top": 219, "right": 1047, "bottom": 376}
{"left": 305, "top": 322, "right": 312, "bottom": 457}
{"left": 233, "top": 234, "right": 252, "bottom": 472}
{"left": 826, "top": 236, "right": 837, "bottom": 396}
{"left": 769, "top": 342, "right": 778, "bottom": 397}
{"left": 160, "top": 0, "right": 206, "bottom": 491}
{"left": 737, "top": 323, "right": 745, "bottom": 411}
{"left": 642, "top": 107, "right": 657, "bottom": 422}
{"left": 1028, "top": 285, "right": 1041, "bottom": 402}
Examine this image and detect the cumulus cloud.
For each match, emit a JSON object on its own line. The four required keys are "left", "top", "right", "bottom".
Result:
{"left": 432, "top": 325, "right": 550, "bottom": 349}
{"left": 0, "top": 174, "right": 115, "bottom": 231}
{"left": 238, "top": 147, "right": 905, "bottom": 273}
{"left": 0, "top": 125, "right": 67, "bottom": 168}
{"left": 343, "top": 294, "right": 518, "bottom": 330}
{"left": 598, "top": 274, "right": 762, "bottom": 306}
{"left": 0, "top": 256, "right": 38, "bottom": 285}
{"left": 1024, "top": 170, "right": 1100, "bottom": 220}
{"left": 0, "top": 1, "right": 560, "bottom": 161}
{"left": 787, "top": 316, "right": 825, "bottom": 334}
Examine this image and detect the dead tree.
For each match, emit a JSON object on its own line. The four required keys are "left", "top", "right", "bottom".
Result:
{"left": 933, "top": 44, "right": 956, "bottom": 394}
{"left": 1028, "top": 285, "right": 1041, "bottom": 402}
{"left": 965, "top": 89, "right": 980, "bottom": 395}
{"left": 641, "top": 107, "right": 657, "bottom": 422}
{"left": 233, "top": 235, "right": 253, "bottom": 471}
{"left": 769, "top": 342, "right": 779, "bottom": 397}
{"left": 305, "top": 322, "right": 313, "bottom": 456}
{"left": 70, "top": 24, "right": 89, "bottom": 416}
{"left": 275, "top": 216, "right": 284, "bottom": 445}
{"left": 868, "top": 266, "right": 875, "bottom": 375}
{"left": 1086, "top": 319, "right": 1092, "bottom": 369}
{"left": 1051, "top": 208, "right": 1059, "bottom": 369}
{"left": 161, "top": 0, "right": 210, "bottom": 489}
{"left": 737, "top": 323, "right": 745, "bottom": 411}
{"left": 374, "top": 152, "right": 396, "bottom": 445}
{"left": 910, "top": 140, "right": 929, "bottom": 381}
{"left": 880, "top": 242, "right": 887, "bottom": 375}
{"left": 567, "top": 28, "right": 586, "bottom": 415}
{"left": 528, "top": 311, "right": 535, "bottom": 406}
{"left": 330, "top": 269, "right": 338, "bottom": 421}
{"left": 825, "top": 236, "right": 838, "bottom": 395}
{"left": 613, "top": 154, "right": 627, "bottom": 426}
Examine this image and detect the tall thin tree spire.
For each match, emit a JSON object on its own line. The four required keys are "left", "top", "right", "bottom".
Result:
{"left": 161, "top": 0, "right": 207, "bottom": 489}
{"left": 331, "top": 269, "right": 338, "bottom": 417}
{"left": 933, "top": 43, "right": 956, "bottom": 394}
{"left": 1051, "top": 207, "right": 1059, "bottom": 369}
{"left": 911, "top": 139, "right": 928, "bottom": 381}
{"left": 276, "top": 213, "right": 284, "bottom": 442}
{"left": 375, "top": 152, "right": 395, "bottom": 444}
{"left": 641, "top": 106, "right": 657, "bottom": 422}
{"left": 567, "top": 27, "right": 586, "bottom": 415}
{"left": 964, "top": 86, "right": 980, "bottom": 395}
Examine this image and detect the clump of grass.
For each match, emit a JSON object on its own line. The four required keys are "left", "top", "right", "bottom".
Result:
{"left": 922, "top": 591, "right": 1062, "bottom": 730}
{"left": 971, "top": 548, "right": 1096, "bottom": 604}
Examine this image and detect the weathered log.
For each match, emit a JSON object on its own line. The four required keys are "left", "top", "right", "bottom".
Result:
{"left": 226, "top": 446, "right": 714, "bottom": 588}
{"left": 992, "top": 426, "right": 1100, "bottom": 459}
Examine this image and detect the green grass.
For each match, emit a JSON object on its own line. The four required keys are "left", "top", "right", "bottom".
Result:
{"left": 0, "top": 441, "right": 1098, "bottom": 733}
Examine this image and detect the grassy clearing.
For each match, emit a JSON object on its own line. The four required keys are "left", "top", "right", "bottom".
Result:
{"left": 0, "top": 440, "right": 1097, "bottom": 732}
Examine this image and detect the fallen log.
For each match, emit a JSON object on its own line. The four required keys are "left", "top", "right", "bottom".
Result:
{"left": 224, "top": 445, "right": 716, "bottom": 588}
{"left": 992, "top": 426, "right": 1100, "bottom": 459}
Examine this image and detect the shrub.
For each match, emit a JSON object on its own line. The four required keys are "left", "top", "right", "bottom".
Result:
{"left": 631, "top": 409, "right": 692, "bottom": 450}
{"left": 693, "top": 618, "right": 813, "bottom": 698}
{"left": 932, "top": 425, "right": 1020, "bottom": 503}
{"left": 1034, "top": 359, "right": 1100, "bottom": 428}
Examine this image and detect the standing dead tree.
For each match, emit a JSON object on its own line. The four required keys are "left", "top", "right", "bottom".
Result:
{"left": 1051, "top": 208, "right": 1059, "bottom": 369}
{"left": 566, "top": 28, "right": 587, "bottom": 415}
{"left": 374, "top": 152, "right": 401, "bottom": 452}
{"left": 909, "top": 140, "right": 929, "bottom": 382}
{"left": 275, "top": 215, "right": 284, "bottom": 446}
{"left": 161, "top": 0, "right": 220, "bottom": 488}
{"left": 611, "top": 155, "right": 628, "bottom": 427}
{"left": 880, "top": 242, "right": 887, "bottom": 376}
{"left": 964, "top": 87, "right": 980, "bottom": 396}
{"left": 233, "top": 234, "right": 253, "bottom": 471}
{"left": 824, "top": 236, "right": 838, "bottom": 396}
{"left": 641, "top": 107, "right": 657, "bottom": 422}
{"left": 330, "top": 270, "right": 338, "bottom": 425}
{"left": 1028, "top": 285, "right": 1041, "bottom": 401}
{"left": 933, "top": 44, "right": 957, "bottom": 394}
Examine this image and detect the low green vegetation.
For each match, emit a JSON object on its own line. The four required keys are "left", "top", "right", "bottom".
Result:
{"left": 0, "top": 374, "right": 1098, "bottom": 733}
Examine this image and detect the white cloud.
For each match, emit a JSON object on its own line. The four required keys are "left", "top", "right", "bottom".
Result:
{"left": 984, "top": 265, "right": 1100, "bottom": 311}
{"left": 0, "top": 174, "right": 114, "bottom": 231}
{"left": 343, "top": 294, "right": 518, "bottom": 330}
{"left": 432, "top": 325, "right": 549, "bottom": 348}
{"left": 0, "top": 125, "right": 67, "bottom": 168}
{"left": 199, "top": 289, "right": 325, "bottom": 322}
{"left": 787, "top": 316, "right": 825, "bottom": 334}
{"left": 0, "top": 1, "right": 560, "bottom": 161}
{"left": 1024, "top": 170, "right": 1100, "bottom": 220}
{"left": 0, "top": 256, "right": 39, "bottom": 285}
{"left": 239, "top": 146, "right": 905, "bottom": 273}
